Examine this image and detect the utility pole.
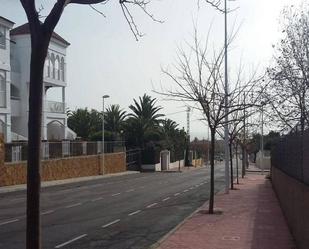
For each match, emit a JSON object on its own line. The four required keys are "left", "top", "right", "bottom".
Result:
{"left": 224, "top": 0, "right": 230, "bottom": 193}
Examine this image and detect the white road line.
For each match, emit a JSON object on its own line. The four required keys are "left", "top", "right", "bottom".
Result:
{"left": 195, "top": 184, "right": 199, "bottom": 187}
{"left": 183, "top": 189, "right": 189, "bottom": 193}
{"left": 128, "top": 210, "right": 141, "bottom": 216}
{"left": 65, "top": 203, "right": 82, "bottom": 209}
{"left": 102, "top": 219, "right": 120, "bottom": 228}
{"left": 42, "top": 210, "right": 55, "bottom": 215}
{"left": 91, "top": 197, "right": 104, "bottom": 202}
{"left": 55, "top": 234, "right": 87, "bottom": 248}
{"left": 126, "top": 189, "right": 135, "bottom": 192}
{"left": 147, "top": 203, "right": 158, "bottom": 208}
{"left": 174, "top": 193, "right": 180, "bottom": 196}
{"left": 162, "top": 197, "right": 170, "bottom": 202}
{"left": 111, "top": 193, "right": 121, "bottom": 197}
{"left": 0, "top": 219, "right": 19, "bottom": 226}
{"left": 189, "top": 187, "right": 194, "bottom": 190}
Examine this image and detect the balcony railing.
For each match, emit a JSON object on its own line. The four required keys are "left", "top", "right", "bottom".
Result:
{"left": 45, "top": 101, "right": 65, "bottom": 114}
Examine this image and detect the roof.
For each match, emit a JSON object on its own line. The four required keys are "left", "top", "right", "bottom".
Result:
{"left": 10, "top": 23, "right": 70, "bottom": 46}
{"left": 0, "top": 16, "right": 15, "bottom": 26}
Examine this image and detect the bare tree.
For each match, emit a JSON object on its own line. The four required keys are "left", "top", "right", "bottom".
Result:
{"left": 158, "top": 29, "right": 262, "bottom": 214}
{"left": 19, "top": 1, "right": 158, "bottom": 248}
{"left": 266, "top": 3, "right": 309, "bottom": 135}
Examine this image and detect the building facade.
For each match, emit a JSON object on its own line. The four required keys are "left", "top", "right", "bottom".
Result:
{"left": 0, "top": 16, "right": 76, "bottom": 142}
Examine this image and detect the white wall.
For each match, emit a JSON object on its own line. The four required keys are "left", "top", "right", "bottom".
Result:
{"left": 10, "top": 33, "right": 69, "bottom": 140}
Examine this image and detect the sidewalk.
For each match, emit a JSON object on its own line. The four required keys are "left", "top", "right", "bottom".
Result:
{"left": 0, "top": 171, "right": 139, "bottom": 194}
{"left": 156, "top": 174, "right": 296, "bottom": 249}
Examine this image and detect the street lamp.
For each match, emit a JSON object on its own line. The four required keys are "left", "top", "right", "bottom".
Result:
{"left": 102, "top": 95, "right": 110, "bottom": 175}
{"left": 223, "top": 0, "right": 230, "bottom": 193}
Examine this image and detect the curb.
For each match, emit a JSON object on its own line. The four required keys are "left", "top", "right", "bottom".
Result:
{"left": 149, "top": 186, "right": 227, "bottom": 249}
{"left": 0, "top": 171, "right": 140, "bottom": 194}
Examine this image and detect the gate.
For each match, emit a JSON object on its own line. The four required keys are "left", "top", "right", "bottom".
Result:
{"left": 126, "top": 149, "right": 141, "bottom": 171}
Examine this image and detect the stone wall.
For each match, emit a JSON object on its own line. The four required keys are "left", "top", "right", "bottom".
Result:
{"left": 192, "top": 158, "right": 203, "bottom": 167}
{"left": 0, "top": 149, "right": 126, "bottom": 186}
{"left": 272, "top": 167, "right": 309, "bottom": 249}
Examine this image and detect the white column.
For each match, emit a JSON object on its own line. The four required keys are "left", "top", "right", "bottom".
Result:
{"left": 5, "top": 114, "right": 11, "bottom": 142}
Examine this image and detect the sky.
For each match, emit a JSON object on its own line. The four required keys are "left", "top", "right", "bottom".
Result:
{"left": 0, "top": 0, "right": 304, "bottom": 139}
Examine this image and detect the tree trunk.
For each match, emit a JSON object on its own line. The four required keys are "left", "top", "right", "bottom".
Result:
{"left": 241, "top": 144, "right": 245, "bottom": 178}
{"left": 229, "top": 142, "right": 234, "bottom": 190}
{"left": 235, "top": 142, "right": 239, "bottom": 184}
{"left": 208, "top": 129, "right": 215, "bottom": 214}
{"left": 26, "top": 28, "right": 50, "bottom": 249}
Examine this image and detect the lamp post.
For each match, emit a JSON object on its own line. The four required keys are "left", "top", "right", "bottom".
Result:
{"left": 224, "top": 0, "right": 230, "bottom": 193}
{"left": 102, "top": 95, "right": 109, "bottom": 175}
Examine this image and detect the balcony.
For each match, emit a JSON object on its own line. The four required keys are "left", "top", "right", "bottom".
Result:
{"left": 45, "top": 101, "right": 66, "bottom": 114}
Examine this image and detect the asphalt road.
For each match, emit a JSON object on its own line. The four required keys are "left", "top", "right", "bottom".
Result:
{"left": 0, "top": 164, "right": 227, "bottom": 249}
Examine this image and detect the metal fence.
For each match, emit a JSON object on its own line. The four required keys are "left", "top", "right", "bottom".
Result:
{"left": 271, "top": 129, "right": 309, "bottom": 185}
{"left": 126, "top": 149, "right": 141, "bottom": 171}
{"left": 4, "top": 140, "right": 125, "bottom": 163}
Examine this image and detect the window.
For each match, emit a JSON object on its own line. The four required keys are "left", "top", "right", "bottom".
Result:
{"left": 0, "top": 70, "right": 6, "bottom": 107}
{"left": 0, "top": 25, "right": 5, "bottom": 49}
{"left": 55, "top": 56, "right": 60, "bottom": 80}
{"left": 50, "top": 53, "right": 55, "bottom": 79}
{"left": 60, "top": 57, "right": 65, "bottom": 81}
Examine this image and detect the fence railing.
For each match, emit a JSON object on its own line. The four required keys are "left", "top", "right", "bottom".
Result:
{"left": 271, "top": 129, "right": 309, "bottom": 185}
{"left": 45, "top": 101, "right": 66, "bottom": 114}
{"left": 4, "top": 140, "right": 125, "bottom": 163}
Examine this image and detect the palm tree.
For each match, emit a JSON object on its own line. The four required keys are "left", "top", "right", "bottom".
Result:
{"left": 105, "top": 104, "right": 127, "bottom": 139}
{"left": 67, "top": 108, "right": 102, "bottom": 140}
{"left": 127, "top": 94, "right": 164, "bottom": 147}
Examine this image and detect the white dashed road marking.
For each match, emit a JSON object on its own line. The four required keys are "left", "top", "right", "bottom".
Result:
{"left": 65, "top": 203, "right": 82, "bottom": 209}
{"left": 162, "top": 197, "right": 170, "bottom": 202}
{"left": 128, "top": 210, "right": 141, "bottom": 216}
{"left": 126, "top": 189, "right": 134, "bottom": 193}
{"left": 102, "top": 219, "right": 120, "bottom": 228}
{"left": 183, "top": 189, "right": 188, "bottom": 193}
{"left": 55, "top": 234, "right": 87, "bottom": 248}
{"left": 111, "top": 193, "right": 121, "bottom": 197}
{"left": 146, "top": 203, "right": 158, "bottom": 208}
{"left": 42, "top": 210, "right": 55, "bottom": 215}
{"left": 174, "top": 193, "right": 180, "bottom": 196}
{"left": 0, "top": 219, "right": 19, "bottom": 226}
{"left": 91, "top": 197, "right": 104, "bottom": 202}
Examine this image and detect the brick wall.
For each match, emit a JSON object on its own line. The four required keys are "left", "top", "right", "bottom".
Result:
{"left": 272, "top": 167, "right": 309, "bottom": 249}
{"left": 0, "top": 150, "right": 126, "bottom": 186}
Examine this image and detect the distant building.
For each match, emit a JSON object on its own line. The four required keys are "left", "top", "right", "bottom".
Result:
{"left": 0, "top": 16, "right": 76, "bottom": 142}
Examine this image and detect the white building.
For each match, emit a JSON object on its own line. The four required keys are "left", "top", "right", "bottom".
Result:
{"left": 0, "top": 16, "right": 76, "bottom": 142}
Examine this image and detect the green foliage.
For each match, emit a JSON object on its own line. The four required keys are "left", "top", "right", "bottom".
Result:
{"left": 67, "top": 95, "right": 187, "bottom": 162}
{"left": 105, "top": 104, "right": 127, "bottom": 136}
{"left": 125, "top": 94, "right": 164, "bottom": 148}
{"left": 67, "top": 108, "right": 102, "bottom": 140}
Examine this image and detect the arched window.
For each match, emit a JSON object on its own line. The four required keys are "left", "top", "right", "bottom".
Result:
{"left": 60, "top": 57, "right": 65, "bottom": 81}
{"left": 45, "top": 53, "right": 50, "bottom": 77}
{"left": 55, "top": 55, "right": 60, "bottom": 80}
{"left": 0, "top": 70, "right": 6, "bottom": 107}
{"left": 50, "top": 53, "right": 55, "bottom": 79}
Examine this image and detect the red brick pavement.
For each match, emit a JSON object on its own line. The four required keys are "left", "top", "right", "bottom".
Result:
{"left": 157, "top": 174, "right": 296, "bottom": 249}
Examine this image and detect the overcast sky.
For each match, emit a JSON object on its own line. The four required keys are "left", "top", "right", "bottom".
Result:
{"left": 1, "top": 0, "right": 303, "bottom": 139}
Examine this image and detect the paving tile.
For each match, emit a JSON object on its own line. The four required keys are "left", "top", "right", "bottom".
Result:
{"left": 158, "top": 173, "right": 297, "bottom": 249}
